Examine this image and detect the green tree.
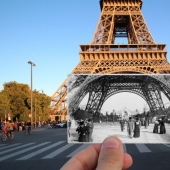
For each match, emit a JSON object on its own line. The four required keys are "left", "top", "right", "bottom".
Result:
{"left": 0, "top": 92, "right": 10, "bottom": 121}
{"left": 1, "top": 81, "right": 51, "bottom": 122}
{"left": 3, "top": 82, "right": 30, "bottom": 121}
{"left": 33, "top": 91, "right": 51, "bottom": 122}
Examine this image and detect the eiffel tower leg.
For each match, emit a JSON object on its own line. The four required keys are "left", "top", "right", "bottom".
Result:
{"left": 50, "top": 80, "right": 67, "bottom": 121}
{"left": 159, "top": 84, "right": 170, "bottom": 101}
{"left": 85, "top": 91, "right": 103, "bottom": 114}
{"left": 142, "top": 82, "right": 165, "bottom": 116}
{"left": 95, "top": 86, "right": 110, "bottom": 116}
{"left": 85, "top": 79, "right": 109, "bottom": 114}
{"left": 129, "top": 10, "right": 155, "bottom": 44}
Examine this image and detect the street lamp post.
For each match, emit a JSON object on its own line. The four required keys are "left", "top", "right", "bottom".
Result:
{"left": 35, "top": 97, "right": 37, "bottom": 129}
{"left": 28, "top": 61, "right": 36, "bottom": 127}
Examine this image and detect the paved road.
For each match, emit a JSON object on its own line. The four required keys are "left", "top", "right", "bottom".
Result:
{"left": 0, "top": 126, "right": 170, "bottom": 170}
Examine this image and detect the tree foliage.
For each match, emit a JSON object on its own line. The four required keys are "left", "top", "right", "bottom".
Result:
{"left": 0, "top": 81, "right": 51, "bottom": 122}
{"left": 0, "top": 92, "right": 10, "bottom": 121}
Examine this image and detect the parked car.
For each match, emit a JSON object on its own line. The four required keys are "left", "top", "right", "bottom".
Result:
{"left": 47, "top": 122, "right": 57, "bottom": 128}
{"left": 57, "top": 121, "right": 67, "bottom": 128}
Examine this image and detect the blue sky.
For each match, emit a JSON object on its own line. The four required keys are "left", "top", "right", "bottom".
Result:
{"left": 0, "top": 0, "right": 170, "bottom": 97}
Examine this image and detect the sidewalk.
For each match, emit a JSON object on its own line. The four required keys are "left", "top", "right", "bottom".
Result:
{"left": 68, "top": 122, "right": 170, "bottom": 144}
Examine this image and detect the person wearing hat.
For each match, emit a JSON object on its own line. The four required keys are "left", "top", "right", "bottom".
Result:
{"left": 84, "top": 119, "right": 89, "bottom": 142}
{"left": 76, "top": 121, "right": 87, "bottom": 142}
{"left": 133, "top": 117, "right": 141, "bottom": 138}
{"left": 153, "top": 118, "right": 159, "bottom": 133}
{"left": 159, "top": 117, "right": 166, "bottom": 134}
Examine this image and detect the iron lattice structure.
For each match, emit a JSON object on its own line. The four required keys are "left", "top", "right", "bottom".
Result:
{"left": 68, "top": 75, "right": 170, "bottom": 116}
{"left": 50, "top": 0, "right": 170, "bottom": 120}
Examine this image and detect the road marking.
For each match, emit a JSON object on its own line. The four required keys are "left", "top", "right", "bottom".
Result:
{"left": 135, "top": 144, "right": 151, "bottom": 153}
{"left": 0, "top": 144, "right": 6, "bottom": 147}
{"left": 42, "top": 143, "right": 74, "bottom": 159}
{"left": 66, "top": 144, "right": 90, "bottom": 157}
{"left": 163, "top": 144, "right": 170, "bottom": 147}
{"left": 16, "top": 141, "right": 65, "bottom": 160}
{"left": 0, "top": 143, "right": 34, "bottom": 155}
{"left": 123, "top": 144, "right": 127, "bottom": 153}
{"left": 0, "top": 142, "right": 51, "bottom": 161}
{"left": 0, "top": 143, "right": 22, "bottom": 151}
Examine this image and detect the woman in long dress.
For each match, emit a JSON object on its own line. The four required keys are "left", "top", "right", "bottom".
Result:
{"left": 153, "top": 120, "right": 159, "bottom": 133}
{"left": 76, "top": 121, "right": 87, "bottom": 142}
{"left": 84, "top": 120, "right": 89, "bottom": 142}
{"left": 127, "top": 117, "right": 134, "bottom": 139}
{"left": 133, "top": 117, "right": 141, "bottom": 138}
{"left": 159, "top": 118, "right": 166, "bottom": 134}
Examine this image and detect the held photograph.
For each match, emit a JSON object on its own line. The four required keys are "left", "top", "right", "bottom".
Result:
{"left": 67, "top": 74, "right": 170, "bottom": 144}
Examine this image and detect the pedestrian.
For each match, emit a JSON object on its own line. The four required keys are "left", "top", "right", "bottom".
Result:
{"left": 133, "top": 117, "right": 141, "bottom": 138}
{"left": 84, "top": 119, "right": 89, "bottom": 142}
{"left": 13, "top": 122, "right": 17, "bottom": 131}
{"left": 141, "top": 118, "right": 144, "bottom": 126}
{"left": 67, "top": 119, "right": 71, "bottom": 138}
{"left": 68, "top": 119, "right": 71, "bottom": 130}
{"left": 144, "top": 118, "right": 148, "bottom": 129}
{"left": 0, "top": 121, "right": 5, "bottom": 131}
{"left": 127, "top": 117, "right": 134, "bottom": 139}
{"left": 153, "top": 119, "right": 159, "bottom": 133}
{"left": 2, "top": 121, "right": 7, "bottom": 134}
{"left": 88, "top": 119, "right": 94, "bottom": 142}
{"left": 6, "top": 121, "right": 13, "bottom": 137}
{"left": 76, "top": 121, "right": 87, "bottom": 142}
{"left": 0, "top": 121, "right": 2, "bottom": 131}
{"left": 159, "top": 118, "right": 166, "bottom": 134}
{"left": 120, "top": 119, "right": 125, "bottom": 131}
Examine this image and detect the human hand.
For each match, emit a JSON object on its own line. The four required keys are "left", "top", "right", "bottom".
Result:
{"left": 61, "top": 136, "right": 133, "bottom": 170}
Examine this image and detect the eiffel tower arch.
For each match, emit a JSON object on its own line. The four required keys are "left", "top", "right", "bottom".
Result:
{"left": 50, "top": 0, "right": 170, "bottom": 121}
{"left": 68, "top": 75, "right": 170, "bottom": 117}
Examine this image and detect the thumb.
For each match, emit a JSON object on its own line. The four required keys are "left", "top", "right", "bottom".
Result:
{"left": 96, "top": 136, "right": 124, "bottom": 170}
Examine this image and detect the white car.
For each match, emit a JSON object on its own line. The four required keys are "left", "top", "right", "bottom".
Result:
{"left": 57, "top": 122, "right": 67, "bottom": 128}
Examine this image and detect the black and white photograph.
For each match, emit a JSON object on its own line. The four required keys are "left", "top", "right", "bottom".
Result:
{"left": 67, "top": 74, "right": 170, "bottom": 143}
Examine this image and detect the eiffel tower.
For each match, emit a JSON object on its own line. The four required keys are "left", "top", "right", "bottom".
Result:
{"left": 50, "top": 0, "right": 170, "bottom": 121}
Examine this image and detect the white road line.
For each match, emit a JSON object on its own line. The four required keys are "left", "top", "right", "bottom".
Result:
{"left": 42, "top": 144, "right": 75, "bottom": 159}
{"left": 163, "top": 144, "right": 170, "bottom": 147}
{"left": 0, "top": 143, "right": 22, "bottom": 151}
{"left": 0, "top": 144, "right": 7, "bottom": 147}
{"left": 16, "top": 141, "right": 65, "bottom": 160}
{"left": 66, "top": 144, "right": 90, "bottom": 157}
{"left": 0, "top": 143, "right": 34, "bottom": 155}
{"left": 135, "top": 144, "right": 151, "bottom": 153}
{"left": 0, "top": 142, "right": 51, "bottom": 161}
{"left": 123, "top": 144, "right": 127, "bottom": 153}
